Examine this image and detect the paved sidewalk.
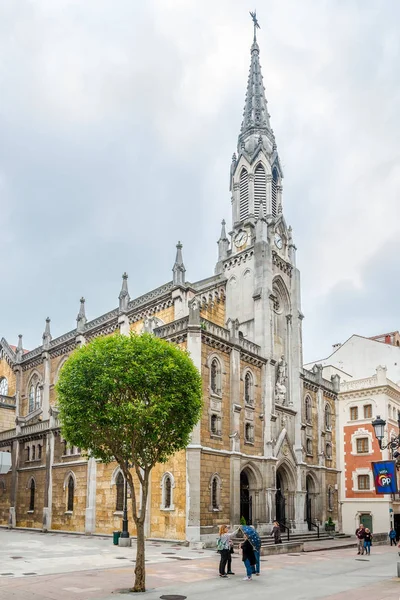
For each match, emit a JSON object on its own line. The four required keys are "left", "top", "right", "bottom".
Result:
{"left": 1, "top": 529, "right": 400, "bottom": 600}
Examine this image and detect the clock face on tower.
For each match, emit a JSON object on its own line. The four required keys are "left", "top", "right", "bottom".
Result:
{"left": 274, "top": 233, "right": 283, "bottom": 250}
{"left": 234, "top": 230, "right": 248, "bottom": 248}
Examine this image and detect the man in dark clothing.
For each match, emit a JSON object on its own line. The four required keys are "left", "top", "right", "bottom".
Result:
{"left": 355, "top": 524, "right": 365, "bottom": 555}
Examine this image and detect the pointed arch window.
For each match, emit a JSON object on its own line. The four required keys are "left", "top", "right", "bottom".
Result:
{"left": 164, "top": 476, "right": 172, "bottom": 509}
{"left": 239, "top": 168, "right": 249, "bottom": 221}
{"left": 209, "top": 473, "right": 222, "bottom": 511}
{"left": 67, "top": 475, "right": 74, "bottom": 512}
{"left": 245, "top": 422, "right": 254, "bottom": 443}
{"left": 161, "top": 472, "right": 175, "bottom": 510}
{"left": 35, "top": 384, "right": 41, "bottom": 410}
{"left": 210, "top": 358, "right": 221, "bottom": 396}
{"left": 115, "top": 472, "right": 124, "bottom": 512}
{"left": 32, "top": 445, "right": 36, "bottom": 461}
{"left": 326, "top": 443, "right": 332, "bottom": 459}
{"left": 29, "top": 385, "right": 35, "bottom": 413}
{"left": 0, "top": 377, "right": 8, "bottom": 396}
{"left": 306, "top": 438, "right": 313, "bottom": 456}
{"left": 244, "top": 371, "right": 254, "bottom": 405}
{"left": 272, "top": 167, "right": 279, "bottom": 217}
{"left": 327, "top": 486, "right": 334, "bottom": 511}
{"left": 254, "top": 163, "right": 266, "bottom": 218}
{"left": 29, "top": 479, "right": 35, "bottom": 511}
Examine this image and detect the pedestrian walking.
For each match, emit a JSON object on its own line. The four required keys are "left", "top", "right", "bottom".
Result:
{"left": 364, "top": 528, "right": 372, "bottom": 555}
{"left": 240, "top": 533, "right": 256, "bottom": 581}
{"left": 389, "top": 528, "right": 397, "bottom": 546}
{"left": 355, "top": 523, "right": 365, "bottom": 555}
{"left": 272, "top": 520, "right": 282, "bottom": 544}
{"left": 217, "top": 525, "right": 239, "bottom": 578}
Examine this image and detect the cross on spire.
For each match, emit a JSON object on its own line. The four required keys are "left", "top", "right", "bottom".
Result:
{"left": 249, "top": 10, "right": 260, "bottom": 42}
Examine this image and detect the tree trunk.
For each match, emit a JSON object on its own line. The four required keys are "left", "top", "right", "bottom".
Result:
{"left": 133, "top": 519, "right": 146, "bottom": 592}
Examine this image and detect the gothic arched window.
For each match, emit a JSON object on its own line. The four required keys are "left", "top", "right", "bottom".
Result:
{"left": 306, "top": 438, "right": 313, "bottom": 455}
{"left": 29, "top": 479, "right": 35, "bottom": 511}
{"left": 254, "top": 163, "right": 266, "bottom": 217}
{"left": 210, "top": 414, "right": 218, "bottom": 435}
{"left": 35, "top": 384, "right": 41, "bottom": 410}
{"left": 212, "top": 476, "right": 218, "bottom": 509}
{"left": 305, "top": 395, "right": 312, "bottom": 423}
{"left": 325, "top": 404, "right": 332, "bottom": 430}
{"left": 210, "top": 358, "right": 221, "bottom": 395}
{"left": 327, "top": 486, "right": 334, "bottom": 511}
{"left": 32, "top": 445, "right": 36, "bottom": 461}
{"left": 271, "top": 167, "right": 279, "bottom": 217}
{"left": 115, "top": 472, "right": 124, "bottom": 512}
{"left": 67, "top": 475, "right": 74, "bottom": 512}
{"left": 164, "top": 476, "right": 172, "bottom": 509}
{"left": 29, "top": 385, "right": 35, "bottom": 413}
{"left": 245, "top": 422, "right": 254, "bottom": 443}
{"left": 239, "top": 168, "right": 249, "bottom": 221}
{"left": 0, "top": 377, "right": 8, "bottom": 396}
{"left": 244, "top": 371, "right": 254, "bottom": 405}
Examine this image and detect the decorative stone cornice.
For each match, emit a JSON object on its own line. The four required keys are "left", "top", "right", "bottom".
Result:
{"left": 223, "top": 249, "right": 254, "bottom": 273}
{"left": 272, "top": 250, "right": 293, "bottom": 277}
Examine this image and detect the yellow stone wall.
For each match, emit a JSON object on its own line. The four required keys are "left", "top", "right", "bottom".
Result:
{"left": 51, "top": 464, "right": 87, "bottom": 531}
{"left": 239, "top": 361, "right": 263, "bottom": 456}
{"left": 130, "top": 306, "right": 175, "bottom": 334}
{"left": 0, "top": 358, "right": 16, "bottom": 396}
{"left": 149, "top": 451, "right": 186, "bottom": 540}
{"left": 200, "top": 345, "right": 231, "bottom": 450}
{"left": 0, "top": 407, "right": 16, "bottom": 432}
{"left": 200, "top": 298, "right": 226, "bottom": 328}
{"left": 16, "top": 468, "right": 46, "bottom": 528}
{"left": 0, "top": 472, "right": 11, "bottom": 524}
{"left": 200, "top": 452, "right": 230, "bottom": 527}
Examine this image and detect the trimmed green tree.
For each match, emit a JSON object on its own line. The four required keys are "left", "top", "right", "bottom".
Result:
{"left": 56, "top": 333, "right": 202, "bottom": 593}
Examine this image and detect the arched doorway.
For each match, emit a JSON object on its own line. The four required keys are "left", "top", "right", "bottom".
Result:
{"left": 306, "top": 475, "right": 314, "bottom": 530}
{"left": 275, "top": 470, "right": 285, "bottom": 524}
{"left": 240, "top": 471, "right": 252, "bottom": 525}
{"left": 275, "top": 465, "right": 295, "bottom": 526}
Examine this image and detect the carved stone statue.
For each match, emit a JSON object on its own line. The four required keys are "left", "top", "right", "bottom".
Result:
{"left": 275, "top": 355, "right": 288, "bottom": 406}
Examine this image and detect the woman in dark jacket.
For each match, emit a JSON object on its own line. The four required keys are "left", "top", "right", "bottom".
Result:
{"left": 241, "top": 534, "right": 256, "bottom": 580}
{"left": 272, "top": 521, "right": 282, "bottom": 544}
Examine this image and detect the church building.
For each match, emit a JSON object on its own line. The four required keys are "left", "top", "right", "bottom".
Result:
{"left": 0, "top": 23, "right": 340, "bottom": 543}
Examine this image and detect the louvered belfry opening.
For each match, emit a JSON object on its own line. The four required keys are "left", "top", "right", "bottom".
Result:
{"left": 272, "top": 167, "right": 278, "bottom": 217}
{"left": 254, "top": 163, "right": 266, "bottom": 217}
{"left": 239, "top": 168, "right": 249, "bottom": 221}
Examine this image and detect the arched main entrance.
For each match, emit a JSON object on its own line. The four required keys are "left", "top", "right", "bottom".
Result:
{"left": 275, "top": 465, "right": 295, "bottom": 526}
{"left": 306, "top": 475, "right": 314, "bottom": 530}
{"left": 240, "top": 471, "right": 252, "bottom": 525}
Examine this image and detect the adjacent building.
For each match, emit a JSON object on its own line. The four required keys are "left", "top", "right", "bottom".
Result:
{"left": 306, "top": 332, "right": 400, "bottom": 535}
{"left": 0, "top": 25, "right": 339, "bottom": 543}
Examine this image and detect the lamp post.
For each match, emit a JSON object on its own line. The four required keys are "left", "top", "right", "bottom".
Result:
{"left": 372, "top": 414, "right": 400, "bottom": 457}
{"left": 120, "top": 460, "right": 130, "bottom": 539}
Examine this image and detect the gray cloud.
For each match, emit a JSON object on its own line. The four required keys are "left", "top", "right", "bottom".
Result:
{"left": 0, "top": 0, "right": 399, "bottom": 361}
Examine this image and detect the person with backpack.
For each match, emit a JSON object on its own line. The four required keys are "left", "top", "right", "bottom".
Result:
{"left": 240, "top": 532, "right": 257, "bottom": 581}
{"left": 389, "top": 528, "right": 397, "bottom": 546}
{"left": 217, "top": 525, "right": 239, "bottom": 578}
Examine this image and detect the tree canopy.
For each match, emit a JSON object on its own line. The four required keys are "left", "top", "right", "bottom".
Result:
{"left": 57, "top": 333, "right": 203, "bottom": 469}
{"left": 56, "top": 332, "right": 203, "bottom": 592}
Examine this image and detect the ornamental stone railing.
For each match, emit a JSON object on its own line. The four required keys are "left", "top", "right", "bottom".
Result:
{"left": 0, "top": 428, "right": 16, "bottom": 441}
{"left": 200, "top": 319, "right": 230, "bottom": 341}
{"left": 20, "top": 420, "right": 50, "bottom": 436}
{"left": 0, "top": 395, "right": 16, "bottom": 408}
{"left": 238, "top": 337, "right": 261, "bottom": 356}
{"left": 154, "top": 317, "right": 189, "bottom": 339}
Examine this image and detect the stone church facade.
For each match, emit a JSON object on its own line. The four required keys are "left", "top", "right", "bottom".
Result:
{"left": 0, "top": 28, "right": 340, "bottom": 542}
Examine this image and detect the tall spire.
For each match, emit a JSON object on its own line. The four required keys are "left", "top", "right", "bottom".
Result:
{"left": 217, "top": 219, "right": 230, "bottom": 269}
{"left": 119, "top": 272, "right": 130, "bottom": 313}
{"left": 238, "top": 12, "right": 273, "bottom": 150}
{"left": 172, "top": 241, "right": 186, "bottom": 287}
{"left": 42, "top": 317, "right": 52, "bottom": 350}
{"left": 76, "top": 297, "right": 87, "bottom": 333}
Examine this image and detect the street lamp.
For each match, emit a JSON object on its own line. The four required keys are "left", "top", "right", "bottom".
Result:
{"left": 372, "top": 414, "right": 400, "bottom": 456}
{"left": 120, "top": 460, "right": 130, "bottom": 539}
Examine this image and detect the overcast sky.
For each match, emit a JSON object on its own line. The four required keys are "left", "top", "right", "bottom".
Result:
{"left": 0, "top": 0, "right": 399, "bottom": 362}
